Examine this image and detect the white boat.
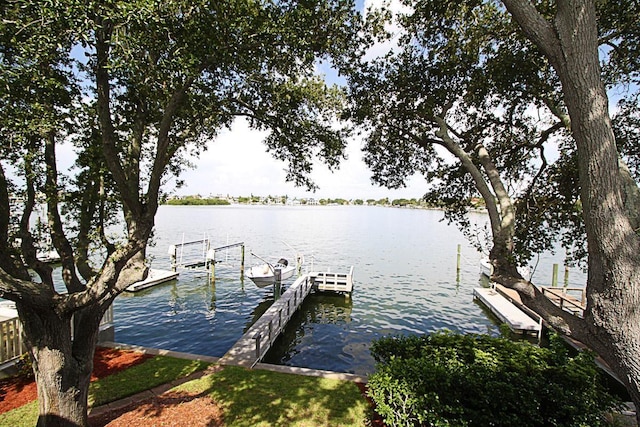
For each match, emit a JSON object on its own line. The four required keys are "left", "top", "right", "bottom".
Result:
{"left": 126, "top": 268, "right": 179, "bottom": 292}
{"left": 37, "top": 248, "right": 61, "bottom": 263}
{"left": 246, "top": 258, "right": 297, "bottom": 288}
{"left": 480, "top": 258, "right": 493, "bottom": 277}
{"left": 480, "top": 258, "right": 531, "bottom": 280}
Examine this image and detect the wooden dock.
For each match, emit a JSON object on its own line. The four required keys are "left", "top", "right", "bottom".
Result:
{"left": 473, "top": 287, "right": 541, "bottom": 335}
{"left": 220, "top": 273, "right": 315, "bottom": 367}
{"left": 541, "top": 286, "right": 586, "bottom": 317}
{"left": 220, "top": 267, "right": 355, "bottom": 368}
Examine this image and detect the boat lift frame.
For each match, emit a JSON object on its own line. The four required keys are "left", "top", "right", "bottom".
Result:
{"left": 168, "top": 236, "right": 245, "bottom": 279}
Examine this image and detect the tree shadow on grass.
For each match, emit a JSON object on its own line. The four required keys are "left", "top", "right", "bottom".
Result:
{"left": 201, "top": 366, "right": 371, "bottom": 426}
{"left": 88, "top": 364, "right": 372, "bottom": 427}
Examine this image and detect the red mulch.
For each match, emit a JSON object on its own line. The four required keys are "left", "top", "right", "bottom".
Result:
{"left": 88, "top": 390, "right": 225, "bottom": 427}
{"left": 356, "top": 382, "right": 386, "bottom": 427}
{"left": 0, "top": 347, "right": 154, "bottom": 414}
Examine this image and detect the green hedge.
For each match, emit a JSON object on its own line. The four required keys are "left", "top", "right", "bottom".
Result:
{"left": 367, "top": 332, "right": 618, "bottom": 427}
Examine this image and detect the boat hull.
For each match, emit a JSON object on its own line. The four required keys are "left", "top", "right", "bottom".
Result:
{"left": 247, "top": 265, "right": 296, "bottom": 288}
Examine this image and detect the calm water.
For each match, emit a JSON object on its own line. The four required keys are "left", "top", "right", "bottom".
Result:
{"left": 113, "top": 205, "right": 586, "bottom": 375}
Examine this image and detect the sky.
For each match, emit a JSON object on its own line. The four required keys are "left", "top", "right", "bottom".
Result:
{"left": 172, "top": 117, "right": 430, "bottom": 201}
{"left": 170, "top": 0, "right": 428, "bottom": 201}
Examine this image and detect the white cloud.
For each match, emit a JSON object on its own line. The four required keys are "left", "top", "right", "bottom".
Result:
{"left": 173, "top": 117, "right": 428, "bottom": 200}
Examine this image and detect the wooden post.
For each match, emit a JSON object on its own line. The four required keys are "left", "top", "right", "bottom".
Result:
{"left": 255, "top": 332, "right": 261, "bottom": 359}
{"left": 564, "top": 265, "right": 569, "bottom": 286}
{"left": 552, "top": 263, "right": 558, "bottom": 287}
{"left": 210, "top": 249, "right": 216, "bottom": 283}
{"left": 456, "top": 244, "right": 461, "bottom": 282}
{"left": 274, "top": 282, "right": 281, "bottom": 300}
{"left": 240, "top": 244, "right": 245, "bottom": 277}
{"left": 168, "top": 244, "right": 177, "bottom": 271}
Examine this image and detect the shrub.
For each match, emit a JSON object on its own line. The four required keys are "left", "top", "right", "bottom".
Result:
{"left": 367, "top": 332, "right": 619, "bottom": 427}
{"left": 15, "top": 353, "right": 34, "bottom": 381}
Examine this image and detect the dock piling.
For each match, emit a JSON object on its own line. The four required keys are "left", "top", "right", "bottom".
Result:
{"left": 240, "top": 245, "right": 245, "bottom": 277}
{"left": 456, "top": 244, "right": 461, "bottom": 282}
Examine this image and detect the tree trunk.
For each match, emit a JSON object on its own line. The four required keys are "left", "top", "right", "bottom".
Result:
{"left": 17, "top": 304, "right": 101, "bottom": 427}
{"left": 503, "top": 0, "right": 640, "bottom": 420}
{"left": 551, "top": 4, "right": 640, "bottom": 420}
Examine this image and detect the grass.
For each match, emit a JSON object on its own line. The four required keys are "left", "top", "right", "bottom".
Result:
{"left": 0, "top": 355, "right": 210, "bottom": 427}
{"left": 0, "top": 360, "right": 371, "bottom": 427}
{"left": 88, "top": 355, "right": 208, "bottom": 407}
{"left": 173, "top": 366, "right": 371, "bottom": 426}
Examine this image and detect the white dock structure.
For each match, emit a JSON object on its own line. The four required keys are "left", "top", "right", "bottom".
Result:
{"left": 220, "top": 267, "right": 355, "bottom": 368}
{"left": 312, "top": 266, "right": 354, "bottom": 294}
{"left": 126, "top": 269, "right": 179, "bottom": 292}
{"left": 473, "top": 287, "right": 541, "bottom": 335}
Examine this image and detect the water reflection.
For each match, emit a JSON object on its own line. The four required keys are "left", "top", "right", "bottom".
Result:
{"left": 263, "top": 293, "right": 354, "bottom": 369}
{"left": 243, "top": 284, "right": 284, "bottom": 333}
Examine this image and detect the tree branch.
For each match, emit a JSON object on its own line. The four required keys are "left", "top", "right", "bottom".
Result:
{"left": 44, "top": 131, "right": 85, "bottom": 293}
{"left": 432, "top": 115, "right": 503, "bottom": 238}
{"left": 95, "top": 20, "right": 142, "bottom": 219}
{"left": 501, "top": 0, "right": 563, "bottom": 64}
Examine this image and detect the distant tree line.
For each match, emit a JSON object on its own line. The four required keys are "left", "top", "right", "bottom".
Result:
{"left": 164, "top": 196, "right": 230, "bottom": 206}
{"left": 162, "top": 194, "right": 490, "bottom": 209}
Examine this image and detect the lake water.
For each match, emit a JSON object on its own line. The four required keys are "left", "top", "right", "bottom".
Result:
{"left": 113, "top": 205, "right": 586, "bottom": 376}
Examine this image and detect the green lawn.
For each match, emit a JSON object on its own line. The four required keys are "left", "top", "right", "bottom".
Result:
{"left": 173, "top": 366, "right": 371, "bottom": 426}
{"left": 0, "top": 360, "right": 371, "bottom": 427}
{"left": 0, "top": 355, "right": 209, "bottom": 427}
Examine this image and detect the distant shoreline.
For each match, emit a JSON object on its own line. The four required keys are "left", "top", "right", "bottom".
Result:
{"left": 161, "top": 196, "right": 488, "bottom": 213}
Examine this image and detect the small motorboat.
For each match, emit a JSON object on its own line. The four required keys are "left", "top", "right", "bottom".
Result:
{"left": 246, "top": 257, "right": 298, "bottom": 288}
{"left": 480, "top": 258, "right": 493, "bottom": 277}
{"left": 480, "top": 258, "right": 531, "bottom": 280}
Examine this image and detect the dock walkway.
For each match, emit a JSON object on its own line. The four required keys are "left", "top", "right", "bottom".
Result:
{"left": 473, "top": 287, "right": 541, "bottom": 335}
{"left": 220, "top": 273, "right": 314, "bottom": 367}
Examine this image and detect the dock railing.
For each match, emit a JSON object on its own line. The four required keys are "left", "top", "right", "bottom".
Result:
{"left": 0, "top": 305, "right": 114, "bottom": 365}
{"left": 312, "top": 266, "right": 354, "bottom": 294}
{"left": 251, "top": 276, "right": 314, "bottom": 366}
{"left": 0, "top": 316, "right": 23, "bottom": 365}
{"left": 541, "top": 287, "right": 586, "bottom": 317}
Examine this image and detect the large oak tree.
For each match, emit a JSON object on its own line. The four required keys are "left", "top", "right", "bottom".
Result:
{"left": 0, "top": 1, "right": 356, "bottom": 425}
{"left": 340, "top": 0, "right": 640, "bottom": 420}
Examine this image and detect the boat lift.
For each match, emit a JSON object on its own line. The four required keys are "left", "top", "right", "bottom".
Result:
{"left": 168, "top": 235, "right": 245, "bottom": 280}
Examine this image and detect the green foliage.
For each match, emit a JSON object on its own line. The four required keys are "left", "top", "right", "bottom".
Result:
{"left": 368, "top": 332, "right": 619, "bottom": 427}
{"left": 13, "top": 353, "right": 34, "bottom": 381}
{"left": 340, "top": 1, "right": 640, "bottom": 268}
{"left": 164, "top": 196, "right": 230, "bottom": 206}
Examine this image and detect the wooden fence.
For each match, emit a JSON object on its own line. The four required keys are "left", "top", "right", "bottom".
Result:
{"left": 0, "top": 305, "right": 114, "bottom": 365}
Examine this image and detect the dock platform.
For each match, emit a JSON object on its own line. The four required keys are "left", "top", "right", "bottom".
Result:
{"left": 126, "top": 269, "right": 179, "bottom": 292}
{"left": 473, "top": 287, "right": 541, "bottom": 335}
{"left": 311, "top": 266, "right": 354, "bottom": 294}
